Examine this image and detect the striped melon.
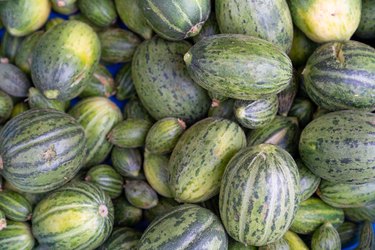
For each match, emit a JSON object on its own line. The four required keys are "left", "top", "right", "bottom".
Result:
{"left": 115, "top": 63, "right": 136, "bottom": 101}
{"left": 344, "top": 202, "right": 375, "bottom": 222}
{"left": 100, "top": 227, "right": 141, "bottom": 250}
{"left": 299, "top": 110, "right": 375, "bottom": 184}
{"left": 291, "top": 197, "right": 344, "bottom": 235}
{"left": 219, "top": 144, "right": 300, "bottom": 246}
{"left": 289, "top": 98, "right": 315, "bottom": 128}
{"left": 32, "top": 181, "right": 114, "bottom": 249}
{"left": 138, "top": 204, "right": 228, "bottom": 249}
{"left": 169, "top": 117, "right": 246, "bottom": 203}
{"left": 303, "top": 40, "right": 375, "bottom": 111}
{"left": 0, "top": 109, "right": 86, "bottom": 193}
{"left": 68, "top": 97, "right": 123, "bottom": 167}
{"left": 357, "top": 221, "right": 375, "bottom": 250}
{"left": 311, "top": 223, "right": 341, "bottom": 250}
{"left": 337, "top": 222, "right": 359, "bottom": 246}
{"left": 50, "top": 0, "right": 78, "bottom": 15}
{"left": 85, "top": 164, "right": 124, "bottom": 199}
{"left": 0, "top": 220, "right": 35, "bottom": 250}
{"left": 296, "top": 159, "right": 320, "bottom": 202}
{"left": 78, "top": 0, "right": 117, "bottom": 28}
{"left": 140, "top": 0, "right": 211, "bottom": 41}
{"left": 0, "top": 190, "right": 32, "bottom": 222}
{"left": 111, "top": 147, "right": 142, "bottom": 178}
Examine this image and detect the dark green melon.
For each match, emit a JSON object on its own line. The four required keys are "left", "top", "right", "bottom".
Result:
{"left": 123, "top": 97, "right": 154, "bottom": 122}
{"left": 208, "top": 99, "right": 235, "bottom": 120}
{"left": 28, "top": 87, "right": 68, "bottom": 112}
{"left": 31, "top": 20, "right": 101, "bottom": 101}
{"left": 220, "top": 144, "right": 300, "bottom": 246}
{"left": 115, "top": 0, "right": 153, "bottom": 39}
{"left": 113, "top": 196, "right": 142, "bottom": 227}
{"left": 303, "top": 40, "right": 375, "bottom": 111}
{"left": 291, "top": 197, "right": 344, "bottom": 235}
{"left": 32, "top": 181, "right": 113, "bottom": 249}
{"left": 289, "top": 98, "right": 315, "bottom": 128}
{"left": 78, "top": 0, "right": 117, "bottom": 27}
{"left": 317, "top": 180, "right": 375, "bottom": 208}
{"left": 100, "top": 227, "right": 141, "bottom": 250}
{"left": 0, "top": 221, "right": 35, "bottom": 250}
{"left": 337, "top": 222, "right": 359, "bottom": 246}
{"left": 68, "top": 13, "right": 103, "bottom": 32}
{"left": 0, "top": 0, "right": 50, "bottom": 37}
{"left": 170, "top": 117, "right": 246, "bottom": 203}
{"left": 85, "top": 164, "right": 123, "bottom": 199}
{"left": 79, "top": 64, "right": 115, "bottom": 98}
{"left": 247, "top": 116, "right": 300, "bottom": 157}
{"left": 98, "top": 28, "right": 141, "bottom": 64}
{"left": 311, "top": 223, "right": 341, "bottom": 250}
{"left": 144, "top": 197, "right": 179, "bottom": 223}
{"left": 51, "top": 0, "right": 78, "bottom": 15}
{"left": 145, "top": 117, "right": 186, "bottom": 154}
{"left": 216, "top": 0, "right": 293, "bottom": 52}
{"left": 140, "top": 0, "right": 211, "bottom": 41}
{"left": 0, "top": 109, "right": 86, "bottom": 193}
{"left": 299, "top": 110, "right": 375, "bottom": 184}
{"left": 132, "top": 36, "right": 210, "bottom": 124}
{"left": 111, "top": 147, "right": 142, "bottom": 178}
{"left": 124, "top": 180, "right": 158, "bottom": 209}
{"left": 356, "top": 0, "right": 375, "bottom": 39}
{"left": 0, "top": 63, "right": 31, "bottom": 97}
{"left": 0, "top": 91, "right": 13, "bottom": 124}
{"left": 288, "top": 0, "right": 361, "bottom": 43}
{"left": 1, "top": 32, "right": 23, "bottom": 63}
{"left": 288, "top": 26, "right": 318, "bottom": 67}
{"left": 115, "top": 64, "right": 136, "bottom": 101}
{"left": 69, "top": 97, "right": 123, "bottom": 167}
{"left": 0, "top": 190, "right": 32, "bottom": 222}
{"left": 138, "top": 204, "right": 228, "bottom": 249}
{"left": 15, "top": 31, "right": 43, "bottom": 74}
{"left": 344, "top": 202, "right": 375, "bottom": 222}
{"left": 184, "top": 34, "right": 293, "bottom": 100}
{"left": 234, "top": 95, "right": 279, "bottom": 129}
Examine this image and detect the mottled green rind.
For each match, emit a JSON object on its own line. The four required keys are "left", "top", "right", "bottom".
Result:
{"left": 28, "top": 87, "right": 68, "bottom": 112}
{"left": 115, "top": 64, "right": 136, "bottom": 101}
{"left": 51, "top": 0, "right": 78, "bottom": 15}
{"left": 123, "top": 97, "right": 154, "bottom": 122}
{"left": 80, "top": 64, "right": 115, "bottom": 98}
{"left": 100, "top": 227, "right": 141, "bottom": 250}
{"left": 111, "top": 147, "right": 142, "bottom": 178}
{"left": 15, "top": 31, "right": 43, "bottom": 74}
{"left": 234, "top": 95, "right": 278, "bottom": 129}
{"left": 115, "top": 0, "right": 153, "bottom": 39}
{"left": 98, "top": 28, "right": 141, "bottom": 64}
{"left": 113, "top": 197, "right": 142, "bottom": 227}
{"left": 78, "top": 0, "right": 117, "bottom": 27}
{"left": 344, "top": 202, "right": 375, "bottom": 222}
{"left": 208, "top": 99, "right": 235, "bottom": 120}
{"left": 278, "top": 71, "right": 298, "bottom": 116}
{"left": 138, "top": 204, "right": 228, "bottom": 250}
{"left": 299, "top": 110, "right": 375, "bottom": 184}
{"left": 132, "top": 36, "right": 210, "bottom": 124}
{"left": 220, "top": 144, "right": 300, "bottom": 246}
{"left": 303, "top": 40, "right": 375, "bottom": 111}
{"left": 31, "top": 20, "right": 101, "bottom": 101}
{"left": 296, "top": 159, "right": 320, "bottom": 202}
{"left": 170, "top": 117, "right": 246, "bottom": 203}
{"left": 185, "top": 34, "right": 293, "bottom": 100}
{"left": 337, "top": 222, "right": 359, "bottom": 246}
{"left": 318, "top": 180, "right": 375, "bottom": 208}
{"left": 0, "top": 221, "right": 34, "bottom": 250}
{"left": 145, "top": 117, "right": 185, "bottom": 154}
{"left": 247, "top": 116, "right": 300, "bottom": 157}
{"left": 144, "top": 197, "right": 179, "bottom": 223}
{"left": 85, "top": 164, "right": 123, "bottom": 199}
{"left": 32, "top": 181, "right": 114, "bottom": 249}
{"left": 1, "top": 32, "right": 23, "bottom": 63}
{"left": 0, "top": 190, "right": 31, "bottom": 223}
{"left": 283, "top": 231, "right": 309, "bottom": 250}
{"left": 144, "top": 152, "right": 172, "bottom": 198}
{"left": 69, "top": 97, "right": 123, "bottom": 167}
{"left": 356, "top": 221, "right": 375, "bottom": 250}
{"left": 108, "top": 119, "right": 152, "bottom": 148}
{"left": 288, "top": 0, "right": 361, "bottom": 43}
{"left": 0, "top": 90, "right": 13, "bottom": 123}
{"left": 289, "top": 98, "right": 315, "bottom": 128}
{"left": 140, "top": 0, "right": 211, "bottom": 41}
{"left": 291, "top": 197, "right": 344, "bottom": 235}
{"left": 0, "top": 63, "right": 31, "bottom": 97}
{"left": 311, "top": 223, "right": 341, "bottom": 250}
{"left": 216, "top": 0, "right": 293, "bottom": 52}
{"left": 192, "top": 11, "right": 220, "bottom": 43}
{"left": 0, "top": 0, "right": 50, "bottom": 37}
{"left": 0, "top": 109, "right": 86, "bottom": 193}
{"left": 288, "top": 27, "right": 317, "bottom": 67}
{"left": 124, "top": 180, "right": 158, "bottom": 209}
{"left": 356, "top": 0, "right": 375, "bottom": 39}
{"left": 259, "top": 238, "right": 290, "bottom": 250}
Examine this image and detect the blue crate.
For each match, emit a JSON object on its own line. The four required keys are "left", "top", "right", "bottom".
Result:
{"left": 0, "top": 10, "right": 374, "bottom": 249}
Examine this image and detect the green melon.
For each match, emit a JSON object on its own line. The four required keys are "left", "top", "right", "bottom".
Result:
{"left": 78, "top": 0, "right": 117, "bottom": 27}
{"left": 113, "top": 196, "right": 142, "bottom": 227}
{"left": 0, "top": 221, "right": 34, "bottom": 250}
{"left": 0, "top": 190, "right": 32, "bottom": 222}
{"left": 100, "top": 227, "right": 141, "bottom": 250}
{"left": 311, "top": 223, "right": 341, "bottom": 250}
{"left": 111, "top": 147, "right": 142, "bottom": 178}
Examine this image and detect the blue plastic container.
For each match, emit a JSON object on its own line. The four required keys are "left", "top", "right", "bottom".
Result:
{"left": 0, "top": 10, "right": 373, "bottom": 250}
